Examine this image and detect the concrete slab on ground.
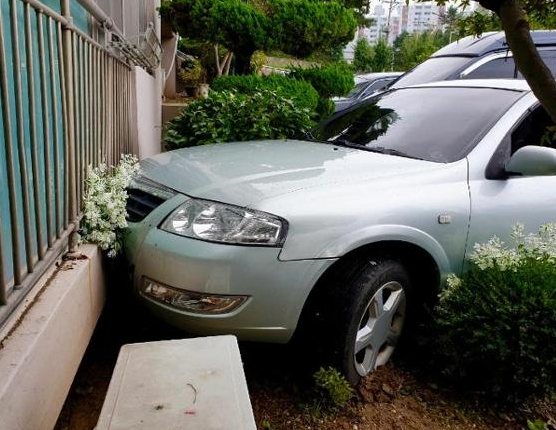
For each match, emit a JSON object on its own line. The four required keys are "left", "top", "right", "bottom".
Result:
{"left": 96, "top": 335, "right": 256, "bottom": 430}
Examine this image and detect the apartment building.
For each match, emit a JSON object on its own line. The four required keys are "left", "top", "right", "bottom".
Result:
{"left": 402, "top": 1, "right": 445, "bottom": 34}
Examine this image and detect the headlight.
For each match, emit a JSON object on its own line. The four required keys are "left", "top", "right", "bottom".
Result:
{"left": 160, "top": 198, "right": 287, "bottom": 246}
{"left": 142, "top": 278, "right": 248, "bottom": 315}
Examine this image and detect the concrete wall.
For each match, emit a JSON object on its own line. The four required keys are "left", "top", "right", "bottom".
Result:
{"left": 162, "top": 35, "right": 179, "bottom": 99}
{"left": 0, "top": 245, "right": 105, "bottom": 430}
{"left": 133, "top": 66, "right": 163, "bottom": 159}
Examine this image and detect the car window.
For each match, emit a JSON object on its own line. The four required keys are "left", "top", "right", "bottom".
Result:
{"left": 518, "top": 50, "right": 556, "bottom": 78}
{"left": 390, "top": 56, "right": 471, "bottom": 88}
{"left": 361, "top": 79, "right": 392, "bottom": 97}
{"left": 511, "top": 106, "right": 555, "bottom": 155}
{"left": 347, "top": 82, "right": 369, "bottom": 98}
{"left": 486, "top": 105, "right": 556, "bottom": 179}
{"left": 463, "top": 56, "right": 517, "bottom": 79}
{"left": 310, "top": 87, "right": 523, "bottom": 163}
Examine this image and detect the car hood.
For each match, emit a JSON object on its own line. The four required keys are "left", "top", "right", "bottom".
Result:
{"left": 140, "top": 140, "right": 440, "bottom": 207}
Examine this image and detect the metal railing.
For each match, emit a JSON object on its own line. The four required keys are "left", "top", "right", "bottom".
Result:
{"left": 0, "top": 0, "right": 140, "bottom": 327}
{"left": 111, "top": 23, "right": 162, "bottom": 72}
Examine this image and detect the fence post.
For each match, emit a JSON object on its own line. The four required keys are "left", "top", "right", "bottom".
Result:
{"left": 61, "top": 0, "right": 80, "bottom": 254}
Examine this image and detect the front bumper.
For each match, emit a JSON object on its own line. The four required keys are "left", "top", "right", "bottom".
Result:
{"left": 126, "top": 206, "right": 336, "bottom": 343}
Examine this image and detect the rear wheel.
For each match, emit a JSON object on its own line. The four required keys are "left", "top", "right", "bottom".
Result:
{"left": 331, "top": 259, "right": 411, "bottom": 385}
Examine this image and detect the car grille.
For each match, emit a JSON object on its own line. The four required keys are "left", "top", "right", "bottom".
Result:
{"left": 126, "top": 188, "right": 166, "bottom": 222}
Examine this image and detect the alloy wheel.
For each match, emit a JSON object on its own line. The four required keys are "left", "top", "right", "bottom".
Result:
{"left": 353, "top": 281, "right": 406, "bottom": 377}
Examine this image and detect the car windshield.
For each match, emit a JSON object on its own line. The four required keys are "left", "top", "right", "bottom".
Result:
{"left": 347, "top": 82, "right": 369, "bottom": 98}
{"left": 310, "top": 87, "right": 523, "bottom": 163}
{"left": 390, "top": 56, "right": 472, "bottom": 88}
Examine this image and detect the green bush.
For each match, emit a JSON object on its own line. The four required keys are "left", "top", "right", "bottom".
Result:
{"left": 178, "top": 57, "right": 205, "bottom": 85}
{"left": 435, "top": 224, "right": 556, "bottom": 399}
{"left": 352, "top": 38, "right": 374, "bottom": 73}
{"left": 313, "top": 367, "right": 354, "bottom": 410}
{"left": 289, "top": 63, "right": 354, "bottom": 98}
{"left": 164, "top": 89, "right": 315, "bottom": 150}
{"left": 211, "top": 74, "right": 319, "bottom": 111}
{"left": 267, "top": 0, "right": 357, "bottom": 58}
{"left": 316, "top": 97, "right": 335, "bottom": 118}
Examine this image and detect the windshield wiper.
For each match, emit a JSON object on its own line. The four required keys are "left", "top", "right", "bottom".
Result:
{"left": 307, "top": 136, "right": 425, "bottom": 161}
{"left": 327, "top": 138, "right": 361, "bottom": 149}
{"left": 306, "top": 135, "right": 362, "bottom": 149}
{"left": 364, "top": 146, "right": 425, "bottom": 161}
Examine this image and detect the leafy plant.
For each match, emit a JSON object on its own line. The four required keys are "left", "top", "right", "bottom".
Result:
{"left": 352, "top": 38, "right": 374, "bottom": 73}
{"left": 371, "top": 39, "right": 393, "bottom": 73}
{"left": 313, "top": 366, "right": 354, "bottom": 410}
{"left": 250, "top": 50, "right": 268, "bottom": 74}
{"left": 261, "top": 420, "right": 273, "bottom": 430}
{"left": 178, "top": 57, "right": 205, "bottom": 85}
{"left": 393, "top": 31, "right": 449, "bottom": 71}
{"left": 527, "top": 420, "right": 548, "bottom": 430}
{"left": 81, "top": 154, "right": 140, "bottom": 258}
{"left": 435, "top": 224, "right": 556, "bottom": 399}
{"left": 266, "top": 0, "right": 357, "bottom": 58}
{"left": 164, "top": 89, "right": 314, "bottom": 150}
{"left": 289, "top": 63, "right": 354, "bottom": 98}
{"left": 210, "top": 74, "right": 319, "bottom": 111}
{"left": 289, "top": 63, "right": 353, "bottom": 118}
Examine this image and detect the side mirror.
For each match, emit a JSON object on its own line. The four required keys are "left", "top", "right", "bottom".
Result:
{"left": 505, "top": 146, "right": 556, "bottom": 177}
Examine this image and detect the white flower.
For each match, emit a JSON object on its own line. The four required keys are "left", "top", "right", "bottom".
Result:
{"left": 457, "top": 222, "right": 556, "bottom": 276}
{"left": 439, "top": 274, "right": 462, "bottom": 303}
{"left": 81, "top": 154, "right": 139, "bottom": 258}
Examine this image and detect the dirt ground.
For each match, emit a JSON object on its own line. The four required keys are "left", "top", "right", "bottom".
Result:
{"left": 54, "top": 290, "right": 556, "bottom": 430}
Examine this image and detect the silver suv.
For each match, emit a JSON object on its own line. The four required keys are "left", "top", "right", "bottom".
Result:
{"left": 390, "top": 30, "right": 556, "bottom": 89}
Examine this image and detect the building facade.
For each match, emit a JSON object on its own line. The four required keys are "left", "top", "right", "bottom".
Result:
{"left": 402, "top": 1, "right": 445, "bottom": 34}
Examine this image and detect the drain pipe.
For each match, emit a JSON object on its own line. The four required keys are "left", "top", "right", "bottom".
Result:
{"left": 76, "top": 0, "right": 125, "bottom": 38}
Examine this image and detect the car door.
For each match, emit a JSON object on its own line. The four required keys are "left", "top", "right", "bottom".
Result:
{"left": 465, "top": 104, "right": 556, "bottom": 260}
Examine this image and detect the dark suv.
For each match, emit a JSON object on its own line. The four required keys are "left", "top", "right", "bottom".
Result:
{"left": 390, "top": 30, "right": 556, "bottom": 89}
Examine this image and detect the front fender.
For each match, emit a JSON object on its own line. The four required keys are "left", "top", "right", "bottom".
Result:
{"left": 281, "top": 224, "right": 452, "bottom": 277}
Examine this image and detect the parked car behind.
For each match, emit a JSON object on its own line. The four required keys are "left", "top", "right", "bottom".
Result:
{"left": 390, "top": 30, "right": 556, "bottom": 89}
{"left": 333, "top": 72, "right": 402, "bottom": 112}
{"left": 125, "top": 80, "right": 555, "bottom": 384}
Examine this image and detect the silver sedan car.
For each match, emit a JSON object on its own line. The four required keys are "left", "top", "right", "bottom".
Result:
{"left": 125, "top": 80, "right": 556, "bottom": 384}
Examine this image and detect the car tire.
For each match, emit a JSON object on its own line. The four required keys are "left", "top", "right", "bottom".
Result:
{"left": 329, "top": 258, "right": 411, "bottom": 385}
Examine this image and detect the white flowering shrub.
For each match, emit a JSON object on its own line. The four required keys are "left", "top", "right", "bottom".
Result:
{"left": 435, "top": 224, "right": 556, "bottom": 399}
{"left": 81, "top": 154, "right": 140, "bottom": 258}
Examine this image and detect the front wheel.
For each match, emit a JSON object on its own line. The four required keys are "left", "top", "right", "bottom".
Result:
{"left": 333, "top": 259, "right": 411, "bottom": 385}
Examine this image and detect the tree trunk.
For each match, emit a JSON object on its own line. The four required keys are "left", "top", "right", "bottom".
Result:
{"left": 214, "top": 46, "right": 234, "bottom": 77}
{"left": 223, "top": 52, "right": 233, "bottom": 76}
{"left": 214, "top": 44, "right": 222, "bottom": 78}
{"left": 479, "top": 0, "right": 556, "bottom": 123}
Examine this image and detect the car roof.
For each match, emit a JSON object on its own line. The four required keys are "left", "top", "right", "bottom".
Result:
{"left": 406, "top": 79, "right": 531, "bottom": 92}
{"left": 432, "top": 30, "right": 556, "bottom": 58}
